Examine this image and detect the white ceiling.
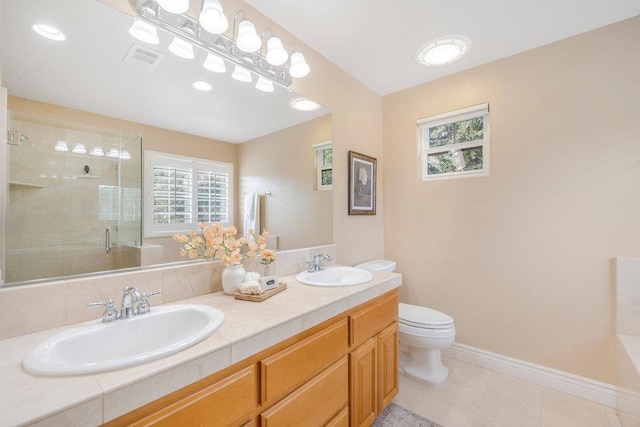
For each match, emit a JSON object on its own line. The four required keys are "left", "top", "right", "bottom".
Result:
{"left": 245, "top": 0, "right": 640, "bottom": 96}
{"left": 1, "top": 0, "right": 328, "bottom": 143}
{"left": 3, "top": 0, "right": 639, "bottom": 143}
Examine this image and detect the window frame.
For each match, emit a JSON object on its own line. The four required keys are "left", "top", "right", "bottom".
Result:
{"left": 314, "top": 140, "right": 332, "bottom": 191}
{"left": 143, "top": 150, "right": 234, "bottom": 238}
{"left": 417, "top": 103, "right": 490, "bottom": 181}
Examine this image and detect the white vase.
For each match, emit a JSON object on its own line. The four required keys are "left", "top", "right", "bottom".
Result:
{"left": 222, "top": 264, "right": 246, "bottom": 295}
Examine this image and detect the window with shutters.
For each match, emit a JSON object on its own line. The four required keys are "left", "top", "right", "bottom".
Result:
{"left": 144, "top": 151, "right": 234, "bottom": 237}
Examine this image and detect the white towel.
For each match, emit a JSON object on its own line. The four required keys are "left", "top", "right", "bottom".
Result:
{"left": 243, "top": 193, "right": 260, "bottom": 237}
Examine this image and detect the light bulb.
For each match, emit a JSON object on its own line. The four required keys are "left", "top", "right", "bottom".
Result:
{"left": 203, "top": 52, "right": 226, "bottom": 73}
{"left": 231, "top": 65, "right": 252, "bottom": 82}
{"left": 169, "top": 37, "right": 194, "bottom": 59}
{"left": 265, "top": 36, "right": 288, "bottom": 66}
{"left": 106, "top": 148, "right": 120, "bottom": 158}
{"left": 72, "top": 143, "right": 86, "bottom": 154}
{"left": 255, "top": 76, "right": 274, "bottom": 92}
{"left": 90, "top": 146, "right": 104, "bottom": 157}
{"left": 199, "top": 0, "right": 228, "bottom": 34}
{"left": 54, "top": 140, "right": 68, "bottom": 152}
{"left": 156, "top": 0, "right": 189, "bottom": 14}
{"left": 128, "top": 19, "right": 159, "bottom": 44}
{"left": 289, "top": 52, "right": 310, "bottom": 78}
{"left": 236, "top": 20, "right": 261, "bottom": 52}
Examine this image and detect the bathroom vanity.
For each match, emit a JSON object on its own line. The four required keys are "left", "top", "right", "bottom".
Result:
{"left": 0, "top": 269, "right": 401, "bottom": 426}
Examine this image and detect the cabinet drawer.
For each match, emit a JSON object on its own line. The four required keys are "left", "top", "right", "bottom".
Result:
{"left": 130, "top": 365, "right": 258, "bottom": 427}
{"left": 350, "top": 292, "right": 398, "bottom": 348}
{"left": 260, "top": 357, "right": 349, "bottom": 427}
{"left": 260, "top": 319, "right": 348, "bottom": 406}
{"left": 325, "top": 406, "right": 349, "bottom": 427}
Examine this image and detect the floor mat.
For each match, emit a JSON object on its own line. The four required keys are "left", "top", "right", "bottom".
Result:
{"left": 372, "top": 403, "right": 443, "bottom": 427}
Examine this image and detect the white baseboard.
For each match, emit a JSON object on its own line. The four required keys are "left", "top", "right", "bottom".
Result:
{"left": 443, "top": 342, "right": 617, "bottom": 408}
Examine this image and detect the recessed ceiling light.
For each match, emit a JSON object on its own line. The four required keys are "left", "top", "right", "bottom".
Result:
{"left": 32, "top": 24, "right": 65, "bottom": 41}
{"left": 290, "top": 97, "right": 320, "bottom": 111}
{"left": 193, "top": 81, "right": 213, "bottom": 91}
{"left": 416, "top": 35, "right": 470, "bottom": 66}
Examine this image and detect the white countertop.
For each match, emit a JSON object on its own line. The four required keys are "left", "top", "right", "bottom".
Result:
{"left": 0, "top": 270, "right": 401, "bottom": 426}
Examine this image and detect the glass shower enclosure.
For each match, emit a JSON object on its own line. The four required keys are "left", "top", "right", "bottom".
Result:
{"left": 4, "top": 111, "right": 142, "bottom": 284}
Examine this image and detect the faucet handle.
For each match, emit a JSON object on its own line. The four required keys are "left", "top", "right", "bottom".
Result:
{"left": 137, "top": 290, "right": 162, "bottom": 315}
{"left": 88, "top": 299, "right": 118, "bottom": 323}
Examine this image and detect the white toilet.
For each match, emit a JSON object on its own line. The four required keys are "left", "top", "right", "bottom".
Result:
{"left": 355, "top": 259, "right": 456, "bottom": 386}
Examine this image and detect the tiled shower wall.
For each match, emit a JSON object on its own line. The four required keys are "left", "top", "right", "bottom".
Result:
{"left": 6, "top": 117, "right": 140, "bottom": 282}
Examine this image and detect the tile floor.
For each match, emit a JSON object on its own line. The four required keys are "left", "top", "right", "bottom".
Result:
{"left": 392, "top": 356, "right": 640, "bottom": 427}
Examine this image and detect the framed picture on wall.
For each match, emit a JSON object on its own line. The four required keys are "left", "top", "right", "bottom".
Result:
{"left": 348, "top": 151, "right": 376, "bottom": 215}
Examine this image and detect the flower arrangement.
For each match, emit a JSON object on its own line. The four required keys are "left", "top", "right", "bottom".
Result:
{"left": 173, "top": 223, "right": 275, "bottom": 267}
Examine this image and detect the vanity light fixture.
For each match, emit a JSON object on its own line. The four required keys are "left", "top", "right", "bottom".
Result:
{"left": 416, "top": 35, "right": 470, "bottom": 66}
{"left": 54, "top": 140, "right": 69, "bottom": 152}
{"left": 231, "top": 65, "right": 252, "bottom": 82}
{"left": 264, "top": 33, "right": 288, "bottom": 66}
{"left": 120, "top": 150, "right": 132, "bottom": 160}
{"left": 106, "top": 148, "right": 120, "bottom": 158}
{"left": 129, "top": 18, "right": 159, "bottom": 44}
{"left": 32, "top": 24, "right": 65, "bottom": 41}
{"left": 169, "top": 36, "right": 195, "bottom": 59}
{"left": 129, "top": 0, "right": 310, "bottom": 89}
{"left": 290, "top": 97, "right": 320, "bottom": 111}
{"left": 156, "top": 0, "right": 189, "bottom": 15}
{"left": 199, "top": 0, "right": 228, "bottom": 34}
{"left": 235, "top": 19, "right": 262, "bottom": 53}
{"left": 72, "top": 143, "right": 87, "bottom": 154}
{"left": 193, "top": 80, "right": 213, "bottom": 91}
{"left": 289, "top": 51, "right": 310, "bottom": 78}
{"left": 203, "top": 52, "right": 226, "bottom": 73}
{"left": 90, "top": 146, "right": 105, "bottom": 157}
{"left": 255, "top": 76, "right": 274, "bottom": 92}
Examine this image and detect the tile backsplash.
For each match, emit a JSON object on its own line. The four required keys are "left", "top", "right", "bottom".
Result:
{"left": 0, "top": 244, "right": 336, "bottom": 340}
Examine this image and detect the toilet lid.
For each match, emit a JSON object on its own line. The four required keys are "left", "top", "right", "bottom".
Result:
{"left": 399, "top": 303, "right": 454, "bottom": 329}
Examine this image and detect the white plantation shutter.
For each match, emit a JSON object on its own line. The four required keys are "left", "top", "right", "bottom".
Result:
{"left": 144, "top": 151, "right": 234, "bottom": 237}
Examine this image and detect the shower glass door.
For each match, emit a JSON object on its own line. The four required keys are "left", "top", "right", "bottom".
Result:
{"left": 4, "top": 111, "right": 142, "bottom": 284}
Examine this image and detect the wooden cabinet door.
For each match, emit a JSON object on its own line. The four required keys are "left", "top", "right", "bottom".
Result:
{"left": 349, "top": 336, "right": 378, "bottom": 427}
{"left": 260, "top": 357, "right": 349, "bottom": 427}
{"left": 378, "top": 322, "right": 399, "bottom": 411}
{"left": 130, "top": 365, "right": 257, "bottom": 427}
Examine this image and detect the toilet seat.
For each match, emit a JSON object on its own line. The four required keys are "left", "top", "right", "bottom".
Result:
{"left": 399, "top": 303, "right": 454, "bottom": 330}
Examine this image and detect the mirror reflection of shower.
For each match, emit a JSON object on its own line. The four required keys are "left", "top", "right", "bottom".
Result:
{"left": 4, "top": 111, "right": 142, "bottom": 283}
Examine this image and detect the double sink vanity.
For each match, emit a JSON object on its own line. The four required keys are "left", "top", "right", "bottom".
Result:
{"left": 1, "top": 265, "right": 401, "bottom": 426}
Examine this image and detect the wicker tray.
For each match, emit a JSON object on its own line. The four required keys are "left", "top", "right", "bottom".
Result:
{"left": 234, "top": 282, "right": 287, "bottom": 302}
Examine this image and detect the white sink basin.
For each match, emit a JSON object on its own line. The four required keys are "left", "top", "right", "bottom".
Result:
{"left": 23, "top": 304, "right": 224, "bottom": 376}
{"left": 296, "top": 266, "right": 374, "bottom": 287}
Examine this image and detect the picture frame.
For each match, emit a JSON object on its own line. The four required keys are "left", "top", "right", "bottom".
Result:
{"left": 348, "top": 151, "right": 376, "bottom": 215}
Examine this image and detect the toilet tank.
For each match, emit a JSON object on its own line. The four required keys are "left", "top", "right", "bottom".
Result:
{"left": 354, "top": 259, "right": 396, "bottom": 272}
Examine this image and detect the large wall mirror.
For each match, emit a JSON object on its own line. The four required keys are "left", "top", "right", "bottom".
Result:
{"left": 1, "top": 0, "right": 333, "bottom": 286}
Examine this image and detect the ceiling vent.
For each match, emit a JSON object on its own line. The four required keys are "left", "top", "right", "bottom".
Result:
{"left": 123, "top": 44, "right": 164, "bottom": 71}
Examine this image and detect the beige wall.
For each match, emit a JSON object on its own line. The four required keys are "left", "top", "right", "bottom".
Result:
{"left": 383, "top": 16, "right": 640, "bottom": 384}
{"left": 239, "top": 114, "right": 332, "bottom": 250}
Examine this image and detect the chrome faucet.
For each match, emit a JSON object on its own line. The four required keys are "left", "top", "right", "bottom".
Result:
{"left": 120, "top": 286, "right": 141, "bottom": 319}
{"left": 88, "top": 287, "right": 162, "bottom": 322}
{"left": 87, "top": 299, "right": 118, "bottom": 323}
{"left": 306, "top": 254, "right": 332, "bottom": 272}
